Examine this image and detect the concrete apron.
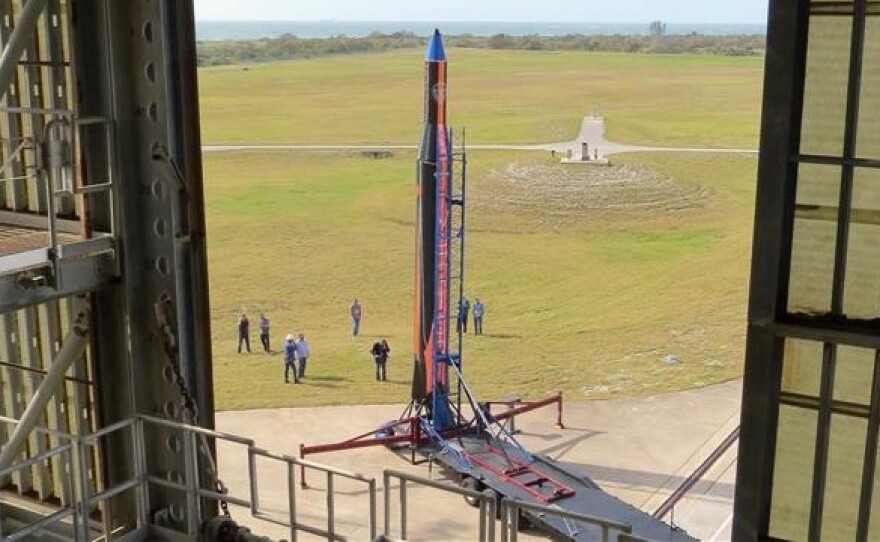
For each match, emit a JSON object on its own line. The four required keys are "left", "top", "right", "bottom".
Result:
{"left": 215, "top": 379, "right": 742, "bottom": 541}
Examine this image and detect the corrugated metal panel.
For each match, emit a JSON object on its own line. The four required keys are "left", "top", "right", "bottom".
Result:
{"left": 17, "top": 306, "right": 53, "bottom": 499}
{"left": 0, "top": 312, "right": 33, "bottom": 493}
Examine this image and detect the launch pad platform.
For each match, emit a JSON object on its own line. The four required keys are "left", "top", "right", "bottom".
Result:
{"left": 423, "top": 432, "right": 696, "bottom": 541}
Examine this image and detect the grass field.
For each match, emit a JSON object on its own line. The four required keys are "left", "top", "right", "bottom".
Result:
{"left": 205, "top": 149, "right": 756, "bottom": 410}
{"left": 199, "top": 48, "right": 763, "bottom": 148}
{"left": 199, "top": 48, "right": 762, "bottom": 410}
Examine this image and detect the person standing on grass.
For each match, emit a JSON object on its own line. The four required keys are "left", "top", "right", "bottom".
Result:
{"left": 295, "top": 333, "right": 310, "bottom": 380}
{"left": 370, "top": 339, "right": 390, "bottom": 381}
{"left": 473, "top": 299, "right": 485, "bottom": 335}
{"left": 350, "top": 298, "right": 362, "bottom": 337}
{"left": 283, "top": 334, "right": 299, "bottom": 384}
{"left": 458, "top": 297, "right": 471, "bottom": 334}
{"left": 258, "top": 313, "right": 271, "bottom": 353}
{"left": 237, "top": 312, "right": 251, "bottom": 353}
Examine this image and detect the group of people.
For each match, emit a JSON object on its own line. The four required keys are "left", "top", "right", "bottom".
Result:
{"left": 234, "top": 295, "right": 486, "bottom": 385}
{"left": 456, "top": 297, "right": 485, "bottom": 335}
{"left": 236, "top": 311, "right": 310, "bottom": 384}
{"left": 236, "top": 312, "right": 273, "bottom": 354}
{"left": 283, "top": 333, "right": 310, "bottom": 384}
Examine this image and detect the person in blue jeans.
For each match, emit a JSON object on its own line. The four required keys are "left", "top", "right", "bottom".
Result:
{"left": 295, "top": 333, "right": 310, "bottom": 380}
{"left": 283, "top": 334, "right": 299, "bottom": 383}
{"left": 473, "top": 299, "right": 485, "bottom": 335}
{"left": 349, "top": 298, "right": 362, "bottom": 337}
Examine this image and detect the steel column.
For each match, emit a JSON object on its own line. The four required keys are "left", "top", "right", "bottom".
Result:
{"left": 733, "top": 0, "right": 808, "bottom": 538}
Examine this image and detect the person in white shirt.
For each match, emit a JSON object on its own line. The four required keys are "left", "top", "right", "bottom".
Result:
{"left": 473, "top": 299, "right": 485, "bottom": 335}
{"left": 295, "top": 333, "right": 310, "bottom": 380}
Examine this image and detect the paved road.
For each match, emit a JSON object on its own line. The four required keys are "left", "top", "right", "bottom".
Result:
{"left": 215, "top": 379, "right": 741, "bottom": 541}
{"left": 202, "top": 116, "right": 757, "bottom": 159}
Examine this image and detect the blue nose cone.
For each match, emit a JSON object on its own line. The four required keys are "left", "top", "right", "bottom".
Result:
{"left": 425, "top": 29, "right": 446, "bottom": 62}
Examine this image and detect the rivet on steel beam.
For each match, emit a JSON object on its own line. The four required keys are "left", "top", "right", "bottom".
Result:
{"left": 152, "top": 178, "right": 164, "bottom": 199}
{"left": 154, "top": 217, "right": 167, "bottom": 238}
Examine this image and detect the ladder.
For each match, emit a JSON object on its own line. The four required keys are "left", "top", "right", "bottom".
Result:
{"left": 445, "top": 128, "right": 468, "bottom": 422}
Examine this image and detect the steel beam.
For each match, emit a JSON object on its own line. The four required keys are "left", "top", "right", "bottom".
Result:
{"left": 0, "top": 0, "right": 49, "bottom": 101}
{"left": 0, "top": 253, "right": 115, "bottom": 313}
{"left": 64, "top": 0, "right": 216, "bottom": 532}
{"left": 733, "top": 0, "right": 809, "bottom": 538}
{"left": 0, "top": 301, "right": 87, "bottom": 474}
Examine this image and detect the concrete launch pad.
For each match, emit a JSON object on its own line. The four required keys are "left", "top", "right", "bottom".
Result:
{"left": 215, "top": 379, "right": 740, "bottom": 541}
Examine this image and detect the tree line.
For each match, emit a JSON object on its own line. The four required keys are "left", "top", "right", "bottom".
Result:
{"left": 197, "top": 31, "right": 765, "bottom": 67}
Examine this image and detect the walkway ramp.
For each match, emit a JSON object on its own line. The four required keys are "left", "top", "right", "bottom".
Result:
{"left": 426, "top": 434, "right": 696, "bottom": 541}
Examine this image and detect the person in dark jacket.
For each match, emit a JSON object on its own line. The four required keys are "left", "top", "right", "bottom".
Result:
{"left": 457, "top": 297, "right": 471, "bottom": 334}
{"left": 237, "top": 312, "right": 251, "bottom": 353}
{"left": 370, "top": 339, "right": 390, "bottom": 381}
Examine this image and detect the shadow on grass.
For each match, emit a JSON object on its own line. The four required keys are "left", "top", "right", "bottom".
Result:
{"left": 304, "top": 375, "right": 351, "bottom": 382}
{"left": 300, "top": 381, "right": 344, "bottom": 389}
{"left": 474, "top": 333, "right": 522, "bottom": 339}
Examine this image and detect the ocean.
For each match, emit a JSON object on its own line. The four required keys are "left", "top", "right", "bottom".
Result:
{"left": 196, "top": 21, "right": 765, "bottom": 41}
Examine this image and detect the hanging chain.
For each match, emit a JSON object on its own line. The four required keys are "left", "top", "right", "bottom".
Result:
{"left": 155, "top": 297, "right": 232, "bottom": 517}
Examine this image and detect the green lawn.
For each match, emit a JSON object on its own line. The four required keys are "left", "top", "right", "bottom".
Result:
{"left": 198, "top": 49, "right": 763, "bottom": 148}
{"left": 200, "top": 49, "right": 761, "bottom": 410}
{"left": 204, "top": 150, "right": 755, "bottom": 410}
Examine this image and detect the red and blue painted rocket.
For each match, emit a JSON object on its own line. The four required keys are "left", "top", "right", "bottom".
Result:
{"left": 412, "top": 30, "right": 453, "bottom": 428}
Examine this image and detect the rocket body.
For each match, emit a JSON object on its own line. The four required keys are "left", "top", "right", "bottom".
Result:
{"left": 412, "top": 30, "right": 452, "bottom": 415}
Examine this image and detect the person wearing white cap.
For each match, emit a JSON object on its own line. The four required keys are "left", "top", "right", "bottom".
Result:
{"left": 282, "top": 334, "right": 299, "bottom": 384}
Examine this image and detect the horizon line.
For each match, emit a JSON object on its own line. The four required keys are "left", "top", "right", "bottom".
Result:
{"left": 195, "top": 19, "right": 767, "bottom": 26}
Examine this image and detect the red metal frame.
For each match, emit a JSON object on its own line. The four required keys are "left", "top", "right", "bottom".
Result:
{"left": 463, "top": 443, "right": 576, "bottom": 503}
{"left": 486, "top": 392, "right": 565, "bottom": 429}
{"left": 297, "top": 392, "right": 565, "bottom": 487}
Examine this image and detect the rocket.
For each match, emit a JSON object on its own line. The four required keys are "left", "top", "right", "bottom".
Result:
{"left": 412, "top": 29, "right": 453, "bottom": 426}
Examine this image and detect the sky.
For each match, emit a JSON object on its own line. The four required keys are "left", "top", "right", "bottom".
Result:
{"left": 193, "top": 0, "right": 769, "bottom": 25}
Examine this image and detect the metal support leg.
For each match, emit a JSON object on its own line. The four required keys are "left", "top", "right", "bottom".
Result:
{"left": 0, "top": 305, "right": 89, "bottom": 474}
{"left": 287, "top": 462, "right": 298, "bottom": 542}
{"left": 0, "top": 0, "right": 50, "bottom": 98}
{"left": 556, "top": 391, "right": 565, "bottom": 428}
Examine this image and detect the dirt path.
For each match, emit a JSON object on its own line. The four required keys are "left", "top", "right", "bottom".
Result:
{"left": 202, "top": 116, "right": 758, "bottom": 158}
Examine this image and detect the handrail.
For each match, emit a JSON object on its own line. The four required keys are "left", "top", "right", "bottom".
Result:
{"left": 0, "top": 413, "right": 77, "bottom": 440}
{"left": 0, "top": 414, "right": 382, "bottom": 541}
{"left": 652, "top": 425, "right": 740, "bottom": 520}
{"left": 383, "top": 469, "right": 496, "bottom": 542}
{"left": 0, "top": 443, "right": 71, "bottom": 479}
{"left": 139, "top": 413, "right": 256, "bottom": 447}
{"left": 499, "top": 497, "right": 632, "bottom": 542}
{"left": 0, "top": 443, "right": 78, "bottom": 541}
{"left": 249, "top": 446, "right": 378, "bottom": 542}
